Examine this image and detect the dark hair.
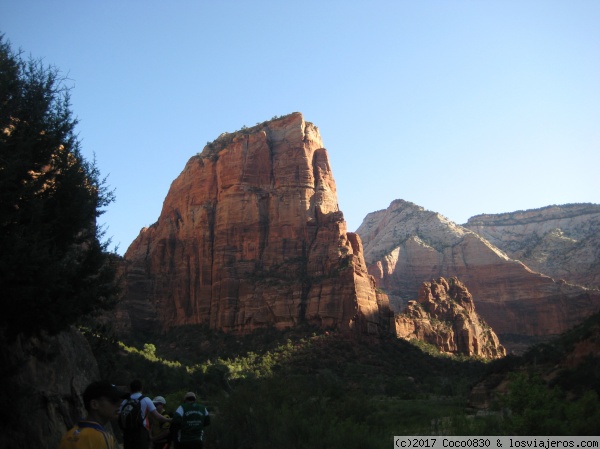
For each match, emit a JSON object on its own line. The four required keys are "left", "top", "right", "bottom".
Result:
{"left": 82, "top": 381, "right": 122, "bottom": 411}
{"left": 130, "top": 379, "right": 143, "bottom": 393}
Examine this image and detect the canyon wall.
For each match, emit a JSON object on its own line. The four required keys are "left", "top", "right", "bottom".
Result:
{"left": 0, "top": 328, "right": 101, "bottom": 449}
{"left": 465, "top": 203, "right": 600, "bottom": 289}
{"left": 121, "top": 113, "right": 392, "bottom": 336}
{"left": 358, "top": 199, "right": 600, "bottom": 341}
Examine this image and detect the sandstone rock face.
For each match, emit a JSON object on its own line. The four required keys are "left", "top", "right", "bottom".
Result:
{"left": 122, "top": 113, "right": 391, "bottom": 335}
{"left": 395, "top": 277, "right": 506, "bottom": 358}
{"left": 0, "top": 328, "right": 101, "bottom": 449}
{"left": 465, "top": 203, "right": 600, "bottom": 289}
{"left": 357, "top": 199, "right": 600, "bottom": 341}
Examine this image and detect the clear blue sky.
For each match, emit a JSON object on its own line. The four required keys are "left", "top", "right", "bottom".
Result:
{"left": 3, "top": 1, "right": 599, "bottom": 254}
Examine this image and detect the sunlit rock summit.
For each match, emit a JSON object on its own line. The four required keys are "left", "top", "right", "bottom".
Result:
{"left": 121, "top": 113, "right": 392, "bottom": 335}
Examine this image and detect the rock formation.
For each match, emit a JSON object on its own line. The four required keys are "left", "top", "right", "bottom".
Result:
{"left": 0, "top": 328, "right": 102, "bottom": 449}
{"left": 395, "top": 277, "right": 506, "bottom": 358}
{"left": 357, "top": 199, "right": 600, "bottom": 346}
{"left": 465, "top": 203, "right": 600, "bottom": 289}
{"left": 121, "top": 113, "right": 392, "bottom": 336}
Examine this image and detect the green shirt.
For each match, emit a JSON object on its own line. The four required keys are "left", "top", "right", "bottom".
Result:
{"left": 172, "top": 402, "right": 209, "bottom": 443}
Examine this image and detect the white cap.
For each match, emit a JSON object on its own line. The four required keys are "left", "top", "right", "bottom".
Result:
{"left": 152, "top": 396, "right": 166, "bottom": 405}
{"left": 184, "top": 391, "right": 196, "bottom": 400}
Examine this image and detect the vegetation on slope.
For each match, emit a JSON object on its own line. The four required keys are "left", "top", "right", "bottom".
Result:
{"left": 84, "top": 323, "right": 487, "bottom": 447}
{"left": 83, "top": 315, "right": 600, "bottom": 447}
{"left": 475, "top": 311, "right": 600, "bottom": 435}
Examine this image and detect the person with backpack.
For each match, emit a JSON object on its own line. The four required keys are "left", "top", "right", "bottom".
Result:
{"left": 119, "top": 379, "right": 172, "bottom": 449}
{"left": 59, "top": 380, "right": 127, "bottom": 449}
{"left": 169, "top": 391, "right": 210, "bottom": 449}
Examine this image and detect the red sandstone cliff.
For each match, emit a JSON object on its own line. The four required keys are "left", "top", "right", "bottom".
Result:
{"left": 357, "top": 199, "right": 600, "bottom": 345}
{"left": 396, "top": 277, "right": 506, "bottom": 359}
{"left": 121, "top": 113, "right": 392, "bottom": 335}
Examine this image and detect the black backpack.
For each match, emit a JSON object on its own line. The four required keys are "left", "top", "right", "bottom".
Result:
{"left": 118, "top": 395, "right": 146, "bottom": 431}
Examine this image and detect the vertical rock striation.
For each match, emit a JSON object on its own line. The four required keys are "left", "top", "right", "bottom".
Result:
{"left": 122, "top": 113, "right": 391, "bottom": 335}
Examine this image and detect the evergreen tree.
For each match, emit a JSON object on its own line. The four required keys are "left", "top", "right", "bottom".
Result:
{"left": 0, "top": 35, "right": 119, "bottom": 340}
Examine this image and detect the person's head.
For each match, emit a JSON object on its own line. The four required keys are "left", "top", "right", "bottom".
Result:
{"left": 130, "top": 379, "right": 143, "bottom": 393}
{"left": 82, "top": 381, "right": 124, "bottom": 425}
{"left": 152, "top": 396, "right": 166, "bottom": 411}
{"left": 184, "top": 391, "right": 196, "bottom": 402}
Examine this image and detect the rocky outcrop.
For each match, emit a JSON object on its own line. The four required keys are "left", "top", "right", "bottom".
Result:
{"left": 0, "top": 328, "right": 101, "bottom": 449}
{"left": 396, "top": 277, "right": 506, "bottom": 358}
{"left": 357, "top": 199, "right": 600, "bottom": 344}
{"left": 465, "top": 203, "right": 600, "bottom": 289}
{"left": 121, "top": 113, "right": 392, "bottom": 336}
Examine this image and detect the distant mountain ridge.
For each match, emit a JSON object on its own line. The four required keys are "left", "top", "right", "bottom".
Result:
{"left": 357, "top": 199, "right": 600, "bottom": 350}
{"left": 465, "top": 203, "right": 600, "bottom": 289}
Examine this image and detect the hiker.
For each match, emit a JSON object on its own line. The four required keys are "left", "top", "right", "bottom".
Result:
{"left": 119, "top": 379, "right": 172, "bottom": 449}
{"left": 149, "top": 395, "right": 172, "bottom": 449}
{"left": 170, "top": 391, "right": 210, "bottom": 449}
{"left": 59, "top": 380, "right": 127, "bottom": 449}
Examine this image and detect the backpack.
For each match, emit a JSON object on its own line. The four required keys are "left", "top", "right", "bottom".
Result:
{"left": 118, "top": 395, "right": 146, "bottom": 431}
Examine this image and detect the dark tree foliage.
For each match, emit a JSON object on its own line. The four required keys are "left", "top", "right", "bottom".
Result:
{"left": 0, "top": 36, "right": 119, "bottom": 340}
